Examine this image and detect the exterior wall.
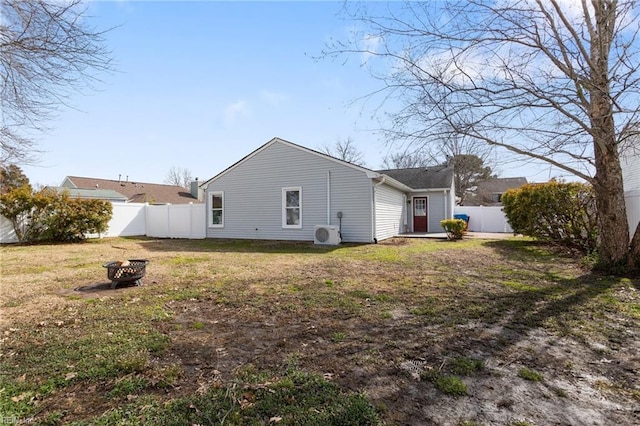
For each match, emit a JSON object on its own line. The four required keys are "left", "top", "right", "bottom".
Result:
{"left": 205, "top": 142, "right": 374, "bottom": 243}
{"left": 374, "top": 183, "right": 406, "bottom": 241}
{"left": 411, "top": 191, "right": 449, "bottom": 232}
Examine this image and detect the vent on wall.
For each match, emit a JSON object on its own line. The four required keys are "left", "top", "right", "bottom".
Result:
{"left": 314, "top": 225, "right": 341, "bottom": 245}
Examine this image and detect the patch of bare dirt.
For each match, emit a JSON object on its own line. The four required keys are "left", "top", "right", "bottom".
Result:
{"left": 151, "top": 297, "right": 639, "bottom": 425}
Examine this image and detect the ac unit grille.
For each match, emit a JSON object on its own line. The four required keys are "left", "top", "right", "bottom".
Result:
{"left": 314, "top": 225, "right": 341, "bottom": 245}
{"left": 315, "top": 227, "right": 330, "bottom": 243}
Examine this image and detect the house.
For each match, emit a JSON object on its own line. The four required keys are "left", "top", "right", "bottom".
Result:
{"left": 463, "top": 177, "right": 529, "bottom": 206}
{"left": 59, "top": 176, "right": 201, "bottom": 204}
{"left": 200, "top": 137, "right": 455, "bottom": 243}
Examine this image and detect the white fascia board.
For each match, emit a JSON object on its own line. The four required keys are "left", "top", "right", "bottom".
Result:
{"left": 410, "top": 188, "right": 451, "bottom": 192}
{"left": 375, "top": 174, "right": 414, "bottom": 192}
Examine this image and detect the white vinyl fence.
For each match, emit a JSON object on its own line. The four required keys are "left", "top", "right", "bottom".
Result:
{"left": 0, "top": 202, "right": 206, "bottom": 243}
{"left": 145, "top": 203, "right": 205, "bottom": 239}
{"left": 453, "top": 206, "right": 513, "bottom": 233}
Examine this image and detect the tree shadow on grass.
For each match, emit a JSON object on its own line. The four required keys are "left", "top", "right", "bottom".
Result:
{"left": 124, "top": 236, "right": 360, "bottom": 255}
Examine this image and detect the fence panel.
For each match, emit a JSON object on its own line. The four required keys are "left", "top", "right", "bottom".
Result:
{"left": 104, "top": 203, "right": 147, "bottom": 237}
{"left": 454, "top": 206, "right": 513, "bottom": 233}
{"left": 146, "top": 204, "right": 169, "bottom": 238}
{"left": 146, "top": 203, "right": 205, "bottom": 239}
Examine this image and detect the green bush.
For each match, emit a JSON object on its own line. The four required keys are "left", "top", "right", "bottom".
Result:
{"left": 502, "top": 180, "right": 597, "bottom": 253}
{"left": 0, "top": 187, "right": 112, "bottom": 242}
{"left": 440, "top": 219, "right": 467, "bottom": 240}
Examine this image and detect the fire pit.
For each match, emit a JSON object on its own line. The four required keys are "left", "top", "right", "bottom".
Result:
{"left": 103, "top": 259, "right": 149, "bottom": 289}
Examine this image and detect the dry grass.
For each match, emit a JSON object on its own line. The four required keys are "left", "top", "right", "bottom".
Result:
{"left": 1, "top": 236, "right": 639, "bottom": 425}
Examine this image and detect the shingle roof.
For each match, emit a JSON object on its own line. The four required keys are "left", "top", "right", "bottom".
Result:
{"left": 63, "top": 176, "right": 200, "bottom": 204}
{"left": 46, "top": 187, "right": 128, "bottom": 202}
{"left": 477, "top": 177, "right": 528, "bottom": 194}
{"left": 376, "top": 166, "right": 454, "bottom": 190}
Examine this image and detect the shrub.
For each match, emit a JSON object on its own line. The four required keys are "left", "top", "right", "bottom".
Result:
{"left": 502, "top": 180, "right": 597, "bottom": 253}
{"left": 440, "top": 219, "right": 467, "bottom": 240}
{"left": 0, "top": 187, "right": 112, "bottom": 242}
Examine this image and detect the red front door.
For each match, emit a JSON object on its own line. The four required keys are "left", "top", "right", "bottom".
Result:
{"left": 413, "top": 197, "right": 428, "bottom": 232}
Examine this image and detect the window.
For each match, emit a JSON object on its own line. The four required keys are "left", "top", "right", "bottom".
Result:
{"left": 209, "top": 191, "right": 224, "bottom": 227}
{"left": 282, "top": 187, "right": 302, "bottom": 228}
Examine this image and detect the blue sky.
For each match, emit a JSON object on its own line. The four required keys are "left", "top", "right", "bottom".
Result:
{"left": 22, "top": 1, "right": 558, "bottom": 187}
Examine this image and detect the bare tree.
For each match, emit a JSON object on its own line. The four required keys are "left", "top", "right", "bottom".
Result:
{"left": 164, "top": 167, "right": 193, "bottom": 189}
{"left": 320, "top": 137, "right": 367, "bottom": 166}
{"left": 381, "top": 150, "right": 430, "bottom": 169}
{"left": 328, "top": 0, "right": 640, "bottom": 272}
{"left": 0, "top": 0, "right": 112, "bottom": 165}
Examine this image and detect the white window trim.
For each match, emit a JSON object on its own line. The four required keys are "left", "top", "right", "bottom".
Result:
{"left": 282, "top": 186, "right": 302, "bottom": 229}
{"left": 209, "top": 191, "right": 224, "bottom": 228}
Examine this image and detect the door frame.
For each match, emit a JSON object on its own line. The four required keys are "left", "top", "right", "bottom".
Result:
{"left": 412, "top": 196, "right": 428, "bottom": 232}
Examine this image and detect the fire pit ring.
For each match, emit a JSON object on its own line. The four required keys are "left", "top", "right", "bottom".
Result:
{"left": 103, "top": 259, "right": 149, "bottom": 289}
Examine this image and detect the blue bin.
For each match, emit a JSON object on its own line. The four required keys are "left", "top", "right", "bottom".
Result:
{"left": 453, "top": 214, "right": 470, "bottom": 230}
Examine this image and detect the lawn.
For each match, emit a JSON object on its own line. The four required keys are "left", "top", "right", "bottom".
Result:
{"left": 1, "top": 236, "right": 638, "bottom": 425}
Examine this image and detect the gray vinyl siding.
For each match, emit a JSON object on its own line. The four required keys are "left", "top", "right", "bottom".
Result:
{"left": 205, "top": 142, "right": 374, "bottom": 243}
{"left": 428, "top": 193, "right": 446, "bottom": 232}
{"left": 374, "top": 183, "right": 406, "bottom": 241}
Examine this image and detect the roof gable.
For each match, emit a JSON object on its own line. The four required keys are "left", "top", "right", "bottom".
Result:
{"left": 64, "top": 176, "right": 199, "bottom": 204}
{"left": 201, "top": 137, "right": 383, "bottom": 187}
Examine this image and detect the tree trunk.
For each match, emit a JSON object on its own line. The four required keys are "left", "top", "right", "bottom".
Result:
{"left": 592, "top": 143, "right": 630, "bottom": 270}
{"left": 590, "top": 1, "right": 631, "bottom": 272}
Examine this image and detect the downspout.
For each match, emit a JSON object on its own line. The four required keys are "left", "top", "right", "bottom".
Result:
{"left": 326, "top": 171, "right": 331, "bottom": 224}
{"left": 444, "top": 189, "right": 448, "bottom": 219}
{"left": 371, "top": 176, "right": 387, "bottom": 243}
{"left": 403, "top": 194, "right": 408, "bottom": 233}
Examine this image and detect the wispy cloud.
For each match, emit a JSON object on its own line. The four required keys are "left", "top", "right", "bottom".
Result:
{"left": 223, "top": 99, "right": 250, "bottom": 125}
{"left": 260, "top": 90, "right": 289, "bottom": 106}
{"left": 361, "top": 33, "right": 382, "bottom": 63}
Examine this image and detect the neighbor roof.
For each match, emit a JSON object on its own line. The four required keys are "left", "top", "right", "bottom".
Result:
{"left": 476, "top": 177, "right": 529, "bottom": 194}
{"left": 376, "top": 167, "right": 455, "bottom": 190}
{"left": 63, "top": 176, "right": 200, "bottom": 204}
{"left": 45, "top": 187, "right": 128, "bottom": 202}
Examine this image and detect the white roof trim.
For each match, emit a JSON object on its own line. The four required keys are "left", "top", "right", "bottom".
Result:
{"left": 376, "top": 175, "right": 414, "bottom": 192}
{"left": 409, "top": 188, "right": 452, "bottom": 192}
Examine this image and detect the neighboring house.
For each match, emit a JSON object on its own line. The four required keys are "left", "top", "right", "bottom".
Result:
{"left": 200, "top": 137, "right": 456, "bottom": 243}
{"left": 463, "top": 177, "right": 529, "bottom": 206}
{"left": 60, "top": 176, "right": 201, "bottom": 204}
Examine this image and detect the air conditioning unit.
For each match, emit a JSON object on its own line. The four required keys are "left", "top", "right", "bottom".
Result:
{"left": 314, "top": 225, "right": 341, "bottom": 245}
